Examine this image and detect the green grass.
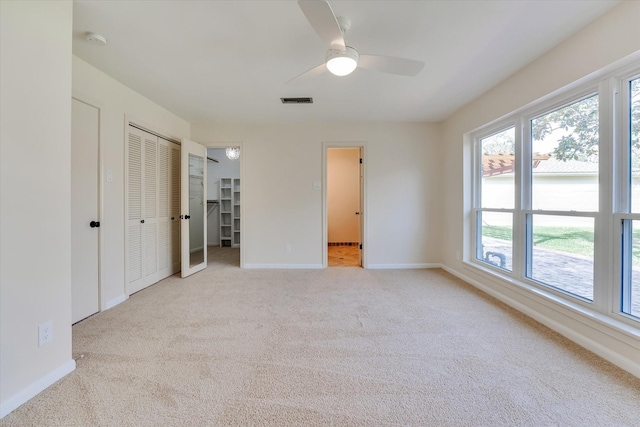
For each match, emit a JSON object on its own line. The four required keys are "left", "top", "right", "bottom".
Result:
{"left": 482, "top": 226, "right": 512, "bottom": 242}
{"left": 482, "top": 225, "right": 640, "bottom": 266}
{"left": 530, "top": 226, "right": 594, "bottom": 258}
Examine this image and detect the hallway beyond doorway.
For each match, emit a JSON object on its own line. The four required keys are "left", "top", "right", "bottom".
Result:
{"left": 325, "top": 144, "right": 364, "bottom": 268}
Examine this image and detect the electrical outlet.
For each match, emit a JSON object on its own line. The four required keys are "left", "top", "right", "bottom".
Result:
{"left": 285, "top": 244, "right": 291, "bottom": 253}
{"left": 39, "top": 321, "right": 53, "bottom": 347}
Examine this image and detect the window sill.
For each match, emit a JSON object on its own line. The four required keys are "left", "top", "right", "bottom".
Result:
{"left": 458, "top": 259, "right": 640, "bottom": 345}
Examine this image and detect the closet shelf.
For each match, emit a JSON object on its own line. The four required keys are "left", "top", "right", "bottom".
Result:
{"left": 220, "top": 178, "right": 240, "bottom": 248}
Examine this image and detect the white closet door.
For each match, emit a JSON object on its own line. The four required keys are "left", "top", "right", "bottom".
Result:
{"left": 157, "top": 138, "right": 172, "bottom": 280}
{"left": 126, "top": 126, "right": 144, "bottom": 294}
{"left": 126, "top": 126, "right": 180, "bottom": 293}
{"left": 181, "top": 138, "right": 207, "bottom": 278}
{"left": 71, "top": 99, "right": 100, "bottom": 323}
{"left": 170, "top": 142, "right": 181, "bottom": 274}
{"left": 143, "top": 132, "right": 159, "bottom": 286}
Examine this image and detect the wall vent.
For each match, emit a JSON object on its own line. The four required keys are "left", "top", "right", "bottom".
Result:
{"left": 280, "top": 97, "right": 313, "bottom": 104}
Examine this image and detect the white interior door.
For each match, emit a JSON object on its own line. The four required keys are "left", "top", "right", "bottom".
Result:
{"left": 71, "top": 98, "right": 100, "bottom": 323}
{"left": 181, "top": 138, "right": 207, "bottom": 277}
{"left": 359, "top": 146, "right": 364, "bottom": 267}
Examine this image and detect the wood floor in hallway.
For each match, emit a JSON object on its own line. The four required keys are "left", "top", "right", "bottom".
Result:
{"left": 328, "top": 245, "right": 360, "bottom": 267}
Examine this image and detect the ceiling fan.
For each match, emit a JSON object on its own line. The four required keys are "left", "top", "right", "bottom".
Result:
{"left": 288, "top": 0, "right": 425, "bottom": 83}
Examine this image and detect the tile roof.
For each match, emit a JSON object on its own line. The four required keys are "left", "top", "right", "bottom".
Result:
{"left": 482, "top": 153, "right": 551, "bottom": 177}
{"left": 482, "top": 153, "right": 597, "bottom": 177}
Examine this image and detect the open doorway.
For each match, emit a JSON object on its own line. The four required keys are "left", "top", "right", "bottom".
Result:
{"left": 206, "top": 146, "right": 241, "bottom": 268}
{"left": 326, "top": 146, "right": 364, "bottom": 267}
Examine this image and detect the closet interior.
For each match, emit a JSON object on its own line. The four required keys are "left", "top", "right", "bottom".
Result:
{"left": 206, "top": 147, "right": 241, "bottom": 251}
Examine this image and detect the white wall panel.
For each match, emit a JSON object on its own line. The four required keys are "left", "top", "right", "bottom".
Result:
{"left": 0, "top": 0, "right": 74, "bottom": 417}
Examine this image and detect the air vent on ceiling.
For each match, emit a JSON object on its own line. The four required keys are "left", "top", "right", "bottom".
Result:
{"left": 280, "top": 97, "right": 313, "bottom": 104}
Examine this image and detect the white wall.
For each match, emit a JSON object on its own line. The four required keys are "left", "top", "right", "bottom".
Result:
{"left": 72, "top": 57, "right": 190, "bottom": 308}
{"left": 0, "top": 1, "right": 75, "bottom": 417}
{"left": 483, "top": 174, "right": 599, "bottom": 218}
{"left": 440, "top": 1, "right": 640, "bottom": 374}
{"left": 206, "top": 148, "right": 240, "bottom": 245}
{"left": 191, "top": 123, "right": 442, "bottom": 268}
{"left": 328, "top": 148, "right": 360, "bottom": 243}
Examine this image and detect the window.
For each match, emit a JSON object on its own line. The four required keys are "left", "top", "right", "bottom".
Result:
{"left": 621, "top": 76, "right": 640, "bottom": 319}
{"left": 476, "top": 128, "right": 515, "bottom": 271}
{"left": 527, "top": 95, "right": 599, "bottom": 300}
{"left": 470, "top": 65, "right": 640, "bottom": 326}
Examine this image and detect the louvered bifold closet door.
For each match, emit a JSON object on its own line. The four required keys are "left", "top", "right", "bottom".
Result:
{"left": 126, "top": 127, "right": 145, "bottom": 294}
{"left": 170, "top": 143, "right": 181, "bottom": 274}
{"left": 157, "top": 138, "right": 172, "bottom": 280}
{"left": 126, "top": 126, "right": 179, "bottom": 294}
{"left": 142, "top": 131, "right": 160, "bottom": 287}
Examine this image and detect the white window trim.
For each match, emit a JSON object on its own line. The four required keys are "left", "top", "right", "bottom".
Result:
{"left": 614, "top": 70, "right": 640, "bottom": 322}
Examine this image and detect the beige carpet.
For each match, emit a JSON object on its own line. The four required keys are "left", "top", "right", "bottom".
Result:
{"left": 2, "top": 247, "right": 640, "bottom": 426}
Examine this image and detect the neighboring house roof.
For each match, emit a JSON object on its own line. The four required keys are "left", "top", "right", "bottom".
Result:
{"left": 482, "top": 153, "right": 551, "bottom": 177}
{"left": 482, "top": 153, "right": 598, "bottom": 177}
{"left": 533, "top": 157, "right": 598, "bottom": 174}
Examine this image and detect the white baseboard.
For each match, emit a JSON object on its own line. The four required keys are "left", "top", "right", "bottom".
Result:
{"left": 244, "top": 263, "right": 323, "bottom": 269}
{"left": 105, "top": 294, "right": 127, "bottom": 310}
{"left": 367, "top": 263, "right": 440, "bottom": 269}
{"left": 0, "top": 359, "right": 76, "bottom": 419}
{"left": 440, "top": 264, "right": 640, "bottom": 379}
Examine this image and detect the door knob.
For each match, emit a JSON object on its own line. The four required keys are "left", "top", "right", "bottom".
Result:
{"left": 355, "top": 212, "right": 360, "bottom": 215}
{"left": 140, "top": 219, "right": 145, "bottom": 224}
{"left": 185, "top": 215, "right": 191, "bottom": 220}
{"left": 89, "top": 221, "right": 100, "bottom": 228}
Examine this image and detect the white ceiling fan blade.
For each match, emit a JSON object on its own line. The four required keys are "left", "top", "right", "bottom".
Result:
{"left": 358, "top": 54, "right": 425, "bottom": 77}
{"left": 285, "top": 62, "right": 327, "bottom": 85}
{"left": 298, "top": 0, "right": 345, "bottom": 50}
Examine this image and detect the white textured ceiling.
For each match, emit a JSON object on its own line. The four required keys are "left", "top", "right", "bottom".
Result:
{"left": 72, "top": 0, "right": 620, "bottom": 124}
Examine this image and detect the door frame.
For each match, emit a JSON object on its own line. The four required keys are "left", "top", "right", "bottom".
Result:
{"left": 202, "top": 141, "right": 245, "bottom": 268}
{"left": 71, "top": 95, "right": 103, "bottom": 313}
{"left": 322, "top": 141, "right": 367, "bottom": 268}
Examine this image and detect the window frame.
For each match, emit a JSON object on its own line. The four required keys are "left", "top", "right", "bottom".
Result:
{"left": 614, "top": 70, "right": 640, "bottom": 322}
{"left": 522, "top": 89, "right": 600, "bottom": 303}
{"left": 468, "top": 63, "right": 640, "bottom": 329}
{"left": 472, "top": 120, "right": 518, "bottom": 274}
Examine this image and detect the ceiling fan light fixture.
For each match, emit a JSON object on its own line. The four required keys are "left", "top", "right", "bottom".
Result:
{"left": 225, "top": 147, "right": 240, "bottom": 160}
{"left": 326, "top": 47, "right": 359, "bottom": 76}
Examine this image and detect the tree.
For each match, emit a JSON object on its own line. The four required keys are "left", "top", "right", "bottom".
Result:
{"left": 532, "top": 94, "right": 599, "bottom": 162}
{"left": 481, "top": 128, "right": 514, "bottom": 154}
{"left": 481, "top": 79, "right": 640, "bottom": 163}
{"left": 532, "top": 82, "right": 640, "bottom": 163}
{"left": 632, "top": 78, "right": 640, "bottom": 156}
